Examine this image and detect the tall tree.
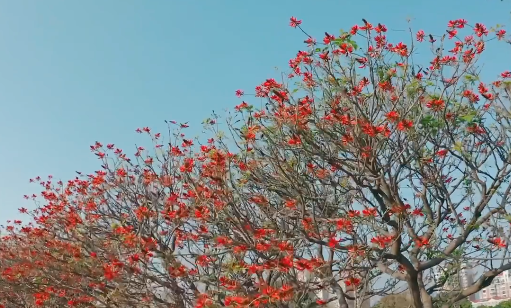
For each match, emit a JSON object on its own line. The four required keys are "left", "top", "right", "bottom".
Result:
{"left": 0, "top": 17, "right": 510, "bottom": 308}
{"left": 224, "top": 17, "right": 511, "bottom": 308}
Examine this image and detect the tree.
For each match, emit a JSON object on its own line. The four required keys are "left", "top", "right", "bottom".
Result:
{"left": 0, "top": 17, "right": 510, "bottom": 308}
{"left": 497, "top": 300, "right": 511, "bottom": 308}
{"left": 223, "top": 17, "right": 511, "bottom": 308}
{"left": 433, "top": 294, "right": 473, "bottom": 308}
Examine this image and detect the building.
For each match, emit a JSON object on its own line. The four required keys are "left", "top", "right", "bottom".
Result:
{"left": 460, "top": 264, "right": 476, "bottom": 302}
{"left": 430, "top": 267, "right": 511, "bottom": 307}
{"left": 460, "top": 264, "right": 475, "bottom": 290}
{"left": 472, "top": 297, "right": 509, "bottom": 307}
{"left": 477, "top": 270, "right": 511, "bottom": 300}
{"left": 430, "top": 262, "right": 476, "bottom": 302}
{"left": 432, "top": 263, "right": 473, "bottom": 289}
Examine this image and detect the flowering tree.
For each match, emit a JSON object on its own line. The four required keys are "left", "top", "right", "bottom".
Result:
{"left": 0, "top": 17, "right": 511, "bottom": 308}
{"left": 226, "top": 17, "right": 511, "bottom": 308}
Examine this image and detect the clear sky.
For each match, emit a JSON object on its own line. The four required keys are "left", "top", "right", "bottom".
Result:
{"left": 0, "top": 0, "right": 510, "bottom": 223}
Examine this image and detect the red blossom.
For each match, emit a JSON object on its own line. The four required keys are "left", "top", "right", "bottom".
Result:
{"left": 235, "top": 89, "right": 244, "bottom": 97}
{"left": 416, "top": 30, "right": 425, "bottom": 42}
{"left": 289, "top": 16, "right": 302, "bottom": 28}
{"left": 497, "top": 29, "right": 507, "bottom": 40}
{"left": 474, "top": 23, "right": 488, "bottom": 37}
{"left": 397, "top": 119, "right": 413, "bottom": 131}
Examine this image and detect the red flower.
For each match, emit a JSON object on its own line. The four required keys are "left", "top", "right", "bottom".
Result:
{"left": 437, "top": 149, "right": 448, "bottom": 157}
{"left": 356, "top": 57, "right": 368, "bottom": 68}
{"left": 397, "top": 119, "right": 413, "bottom": 131}
{"left": 235, "top": 101, "right": 249, "bottom": 111}
{"left": 235, "top": 89, "right": 244, "bottom": 97}
{"left": 345, "top": 277, "right": 361, "bottom": 286}
{"left": 497, "top": 29, "right": 507, "bottom": 40}
{"left": 360, "top": 20, "right": 373, "bottom": 31}
{"left": 323, "top": 32, "right": 336, "bottom": 45}
{"left": 447, "top": 19, "right": 467, "bottom": 29}
{"left": 415, "top": 236, "right": 429, "bottom": 247}
{"left": 285, "top": 199, "right": 297, "bottom": 208}
{"left": 225, "top": 296, "right": 248, "bottom": 306}
{"left": 371, "top": 235, "right": 392, "bottom": 248}
{"left": 426, "top": 98, "right": 445, "bottom": 111}
{"left": 489, "top": 238, "right": 506, "bottom": 248}
{"left": 386, "top": 111, "right": 400, "bottom": 123}
{"left": 446, "top": 29, "right": 457, "bottom": 39}
{"left": 295, "top": 259, "right": 314, "bottom": 271}
{"left": 180, "top": 158, "right": 195, "bottom": 173}
{"left": 348, "top": 210, "right": 360, "bottom": 217}
{"left": 412, "top": 208, "right": 424, "bottom": 216}
{"left": 375, "top": 23, "right": 387, "bottom": 33}
{"left": 392, "top": 42, "right": 408, "bottom": 56}
{"left": 215, "top": 236, "right": 232, "bottom": 247}
{"left": 416, "top": 30, "right": 425, "bottom": 42}
{"left": 328, "top": 237, "right": 340, "bottom": 248}
{"left": 478, "top": 82, "right": 489, "bottom": 94}
{"left": 482, "top": 92, "right": 494, "bottom": 100}
{"left": 363, "top": 208, "right": 377, "bottom": 217}
{"left": 350, "top": 25, "right": 359, "bottom": 35}
{"left": 474, "top": 23, "right": 488, "bottom": 37}
{"left": 289, "top": 16, "right": 302, "bottom": 28}
{"left": 319, "top": 52, "right": 330, "bottom": 61}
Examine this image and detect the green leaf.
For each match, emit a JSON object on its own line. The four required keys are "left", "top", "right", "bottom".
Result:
{"left": 460, "top": 111, "right": 477, "bottom": 122}
{"left": 376, "top": 68, "right": 385, "bottom": 81}
{"left": 349, "top": 40, "right": 358, "bottom": 50}
{"left": 332, "top": 38, "right": 345, "bottom": 46}
{"left": 464, "top": 74, "right": 479, "bottom": 83}
{"left": 454, "top": 141, "right": 463, "bottom": 152}
{"left": 421, "top": 115, "right": 434, "bottom": 126}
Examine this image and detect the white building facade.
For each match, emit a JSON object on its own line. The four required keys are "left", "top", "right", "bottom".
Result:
{"left": 472, "top": 270, "right": 511, "bottom": 306}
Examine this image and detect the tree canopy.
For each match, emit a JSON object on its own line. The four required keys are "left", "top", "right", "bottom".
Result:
{"left": 1, "top": 17, "right": 511, "bottom": 308}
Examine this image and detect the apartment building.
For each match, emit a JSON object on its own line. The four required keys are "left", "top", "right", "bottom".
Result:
{"left": 472, "top": 270, "right": 511, "bottom": 306}
{"left": 431, "top": 262, "right": 476, "bottom": 302}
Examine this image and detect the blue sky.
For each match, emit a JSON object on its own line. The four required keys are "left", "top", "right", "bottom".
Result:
{"left": 0, "top": 0, "right": 510, "bottom": 223}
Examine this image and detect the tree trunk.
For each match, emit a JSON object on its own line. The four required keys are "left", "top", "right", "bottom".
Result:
{"left": 418, "top": 272, "right": 434, "bottom": 308}
{"left": 407, "top": 274, "right": 424, "bottom": 308}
